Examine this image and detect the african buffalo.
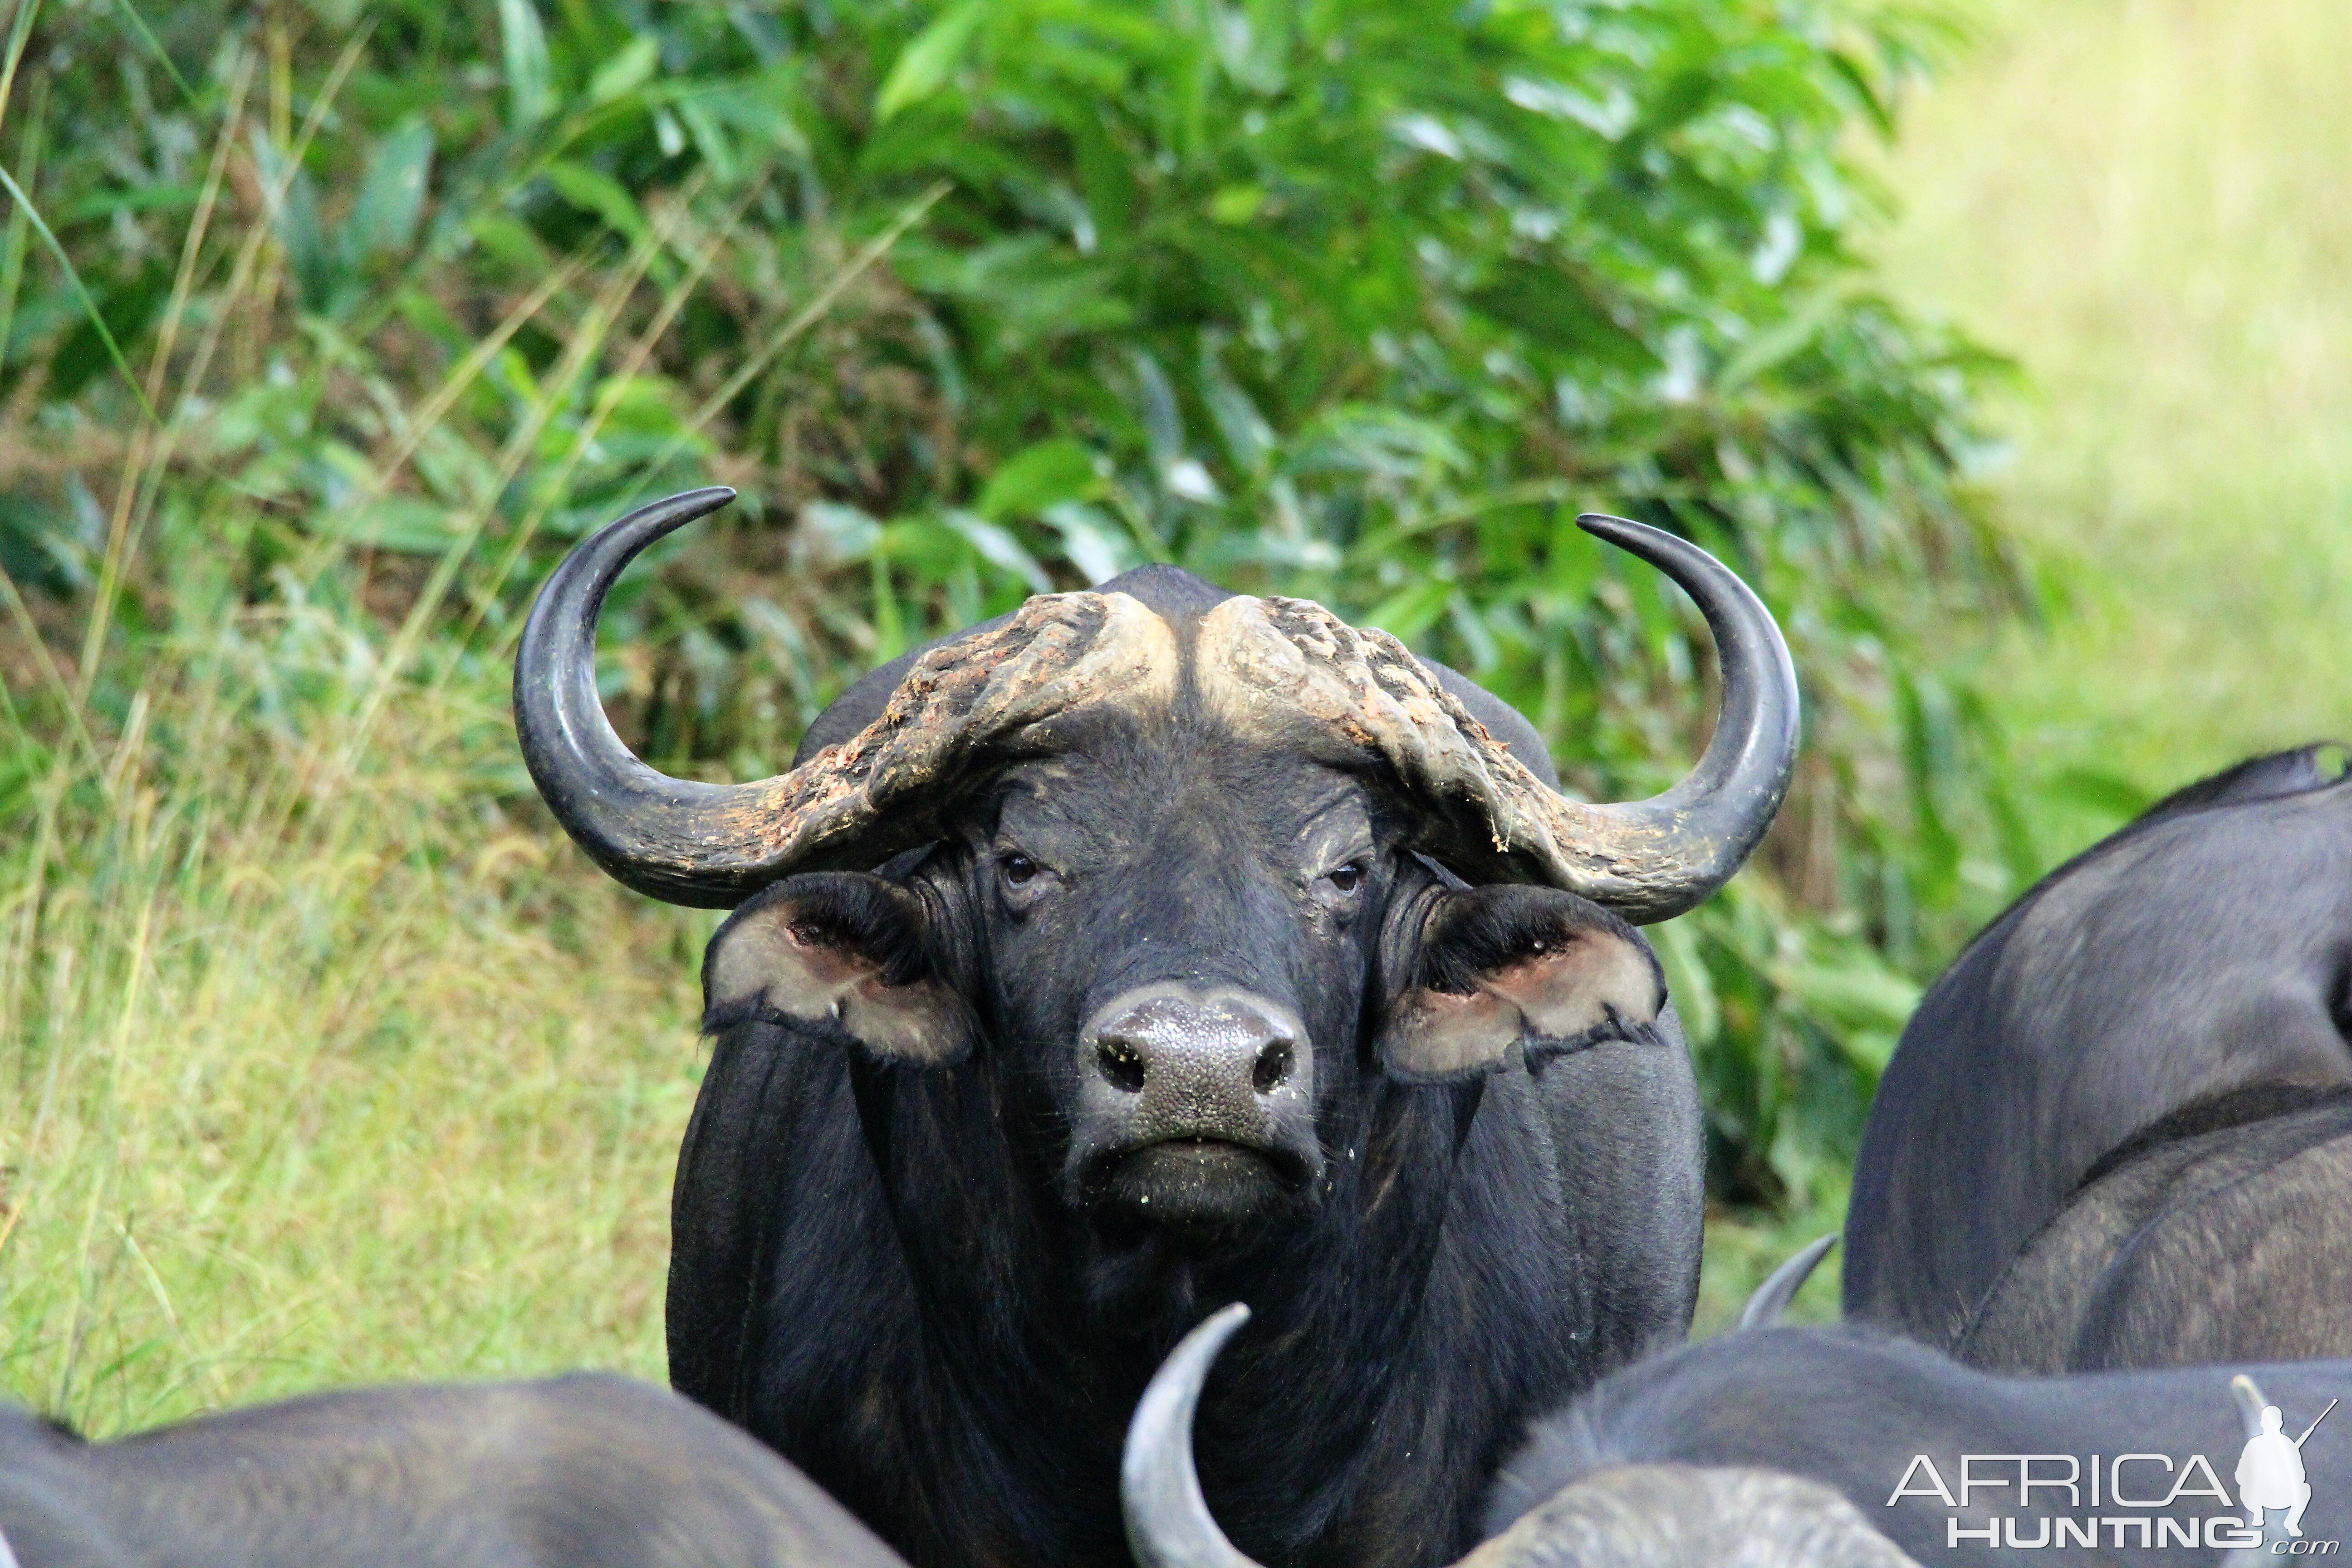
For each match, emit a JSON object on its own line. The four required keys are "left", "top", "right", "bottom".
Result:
{"left": 0, "top": 1374, "right": 910, "bottom": 1568}
{"left": 1842, "top": 744, "right": 2352, "bottom": 1360}
{"left": 1127, "top": 1266, "right": 2352, "bottom": 1567}
{"left": 512, "top": 488, "right": 1800, "bottom": 1568}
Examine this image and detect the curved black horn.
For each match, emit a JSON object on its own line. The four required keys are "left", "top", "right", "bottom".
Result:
{"left": 514, "top": 486, "right": 779, "bottom": 908}
{"left": 1573, "top": 514, "right": 1800, "bottom": 923}
{"left": 1737, "top": 1235, "right": 1838, "bottom": 1332}
{"left": 1123, "top": 1303, "right": 1265, "bottom": 1568}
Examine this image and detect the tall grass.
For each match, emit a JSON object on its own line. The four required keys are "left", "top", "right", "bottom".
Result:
{"left": 0, "top": 46, "right": 789, "bottom": 1429}
{"left": 0, "top": 656, "right": 707, "bottom": 1434}
{"left": 0, "top": 396, "right": 717, "bottom": 1431}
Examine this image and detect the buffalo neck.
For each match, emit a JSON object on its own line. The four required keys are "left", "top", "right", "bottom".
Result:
{"left": 849, "top": 1050, "right": 1487, "bottom": 1567}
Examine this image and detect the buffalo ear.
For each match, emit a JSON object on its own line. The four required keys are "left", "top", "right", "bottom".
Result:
{"left": 1378, "top": 885, "right": 1665, "bottom": 1083}
{"left": 703, "top": 873, "right": 972, "bottom": 1065}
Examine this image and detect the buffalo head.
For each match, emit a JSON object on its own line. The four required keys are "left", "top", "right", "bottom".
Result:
{"left": 513, "top": 488, "right": 1795, "bottom": 1236}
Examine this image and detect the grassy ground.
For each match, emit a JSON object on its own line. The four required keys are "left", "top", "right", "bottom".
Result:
{"left": 0, "top": 659, "right": 709, "bottom": 1432}
{"left": 7, "top": 0, "right": 2346, "bottom": 1425}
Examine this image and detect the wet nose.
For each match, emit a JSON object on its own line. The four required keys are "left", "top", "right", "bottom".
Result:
{"left": 1089, "top": 991, "right": 1300, "bottom": 1104}
{"left": 1068, "top": 984, "right": 1323, "bottom": 1210}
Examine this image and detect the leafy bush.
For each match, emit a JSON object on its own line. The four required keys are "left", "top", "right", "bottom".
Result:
{"left": 3, "top": 0, "right": 2024, "bottom": 1230}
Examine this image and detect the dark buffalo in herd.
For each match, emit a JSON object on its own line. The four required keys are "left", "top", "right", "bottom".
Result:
{"left": 1846, "top": 743, "right": 2352, "bottom": 1370}
{"left": 510, "top": 488, "right": 1799, "bottom": 1568}
{"left": 7, "top": 484, "right": 2351, "bottom": 1568}
{"left": 0, "top": 1375, "right": 906, "bottom": 1568}
{"left": 1470, "top": 1322, "right": 2350, "bottom": 1565}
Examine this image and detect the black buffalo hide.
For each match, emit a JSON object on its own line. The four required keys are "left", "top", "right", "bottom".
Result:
{"left": 0, "top": 1374, "right": 909, "bottom": 1568}
{"left": 1844, "top": 745, "right": 2352, "bottom": 1352}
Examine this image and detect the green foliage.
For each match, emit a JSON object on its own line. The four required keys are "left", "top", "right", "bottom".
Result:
{"left": 0, "top": 0, "right": 2026, "bottom": 1217}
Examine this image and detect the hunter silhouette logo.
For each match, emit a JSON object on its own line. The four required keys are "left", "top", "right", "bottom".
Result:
{"left": 1883, "top": 1372, "right": 2339, "bottom": 1553}
{"left": 2239, "top": 1384, "right": 2336, "bottom": 1541}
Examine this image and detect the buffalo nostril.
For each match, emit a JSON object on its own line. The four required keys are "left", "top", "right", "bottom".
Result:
{"left": 1097, "top": 1038, "right": 1147, "bottom": 1093}
{"left": 1252, "top": 1040, "right": 1294, "bottom": 1094}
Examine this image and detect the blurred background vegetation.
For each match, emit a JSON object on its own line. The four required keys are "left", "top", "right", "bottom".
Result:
{"left": 0, "top": 0, "right": 2342, "bottom": 1429}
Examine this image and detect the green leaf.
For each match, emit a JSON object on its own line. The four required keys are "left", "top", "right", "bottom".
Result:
{"left": 694, "top": 76, "right": 813, "bottom": 157}
{"left": 466, "top": 213, "right": 550, "bottom": 270}
{"left": 1717, "top": 284, "right": 1850, "bottom": 392}
{"left": 1042, "top": 502, "right": 1135, "bottom": 584}
{"left": 944, "top": 510, "right": 1051, "bottom": 593}
{"left": 1545, "top": 514, "right": 1605, "bottom": 602}
{"left": 1780, "top": 960, "right": 1923, "bottom": 1034}
{"left": 46, "top": 257, "right": 167, "bottom": 402}
{"left": 675, "top": 97, "right": 739, "bottom": 185}
{"left": 1470, "top": 262, "right": 1655, "bottom": 370}
{"left": 1835, "top": 1029, "right": 1901, "bottom": 1079}
{"left": 345, "top": 118, "right": 434, "bottom": 264}
{"left": 894, "top": 235, "right": 1131, "bottom": 343}
{"left": 393, "top": 288, "right": 466, "bottom": 349}
{"left": 1199, "top": 343, "right": 1274, "bottom": 472}
{"left": 337, "top": 497, "right": 460, "bottom": 554}
{"left": 1362, "top": 580, "right": 1452, "bottom": 644}
{"left": 587, "top": 35, "right": 660, "bottom": 106}
{"left": 500, "top": 0, "right": 556, "bottom": 127}
{"left": 60, "top": 183, "right": 200, "bottom": 224}
{"left": 544, "top": 161, "right": 647, "bottom": 242}
{"left": 1826, "top": 49, "right": 1896, "bottom": 139}
{"left": 875, "top": 3, "right": 985, "bottom": 122}
{"left": 795, "top": 501, "right": 882, "bottom": 567}
{"left": 976, "top": 438, "right": 1100, "bottom": 521}
{"left": 2043, "top": 768, "right": 2155, "bottom": 823}
{"left": 1648, "top": 917, "right": 1720, "bottom": 1046}
{"left": 1208, "top": 184, "right": 1264, "bottom": 225}
{"left": 878, "top": 516, "right": 976, "bottom": 578}
{"left": 1291, "top": 405, "right": 1462, "bottom": 482}
{"left": 279, "top": 168, "right": 339, "bottom": 314}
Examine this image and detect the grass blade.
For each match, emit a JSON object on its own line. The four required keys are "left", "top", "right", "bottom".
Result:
{"left": 0, "top": 162, "right": 162, "bottom": 428}
{"left": 0, "top": 0, "right": 45, "bottom": 150}
{"left": 107, "top": 0, "right": 194, "bottom": 104}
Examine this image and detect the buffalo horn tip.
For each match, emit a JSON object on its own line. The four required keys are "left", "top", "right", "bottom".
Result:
{"left": 1123, "top": 1303, "right": 1267, "bottom": 1568}
{"left": 1738, "top": 1235, "right": 1838, "bottom": 1332}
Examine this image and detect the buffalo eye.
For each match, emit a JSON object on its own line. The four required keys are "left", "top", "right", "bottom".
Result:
{"left": 1327, "top": 862, "right": 1363, "bottom": 894}
{"left": 1001, "top": 853, "right": 1040, "bottom": 887}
